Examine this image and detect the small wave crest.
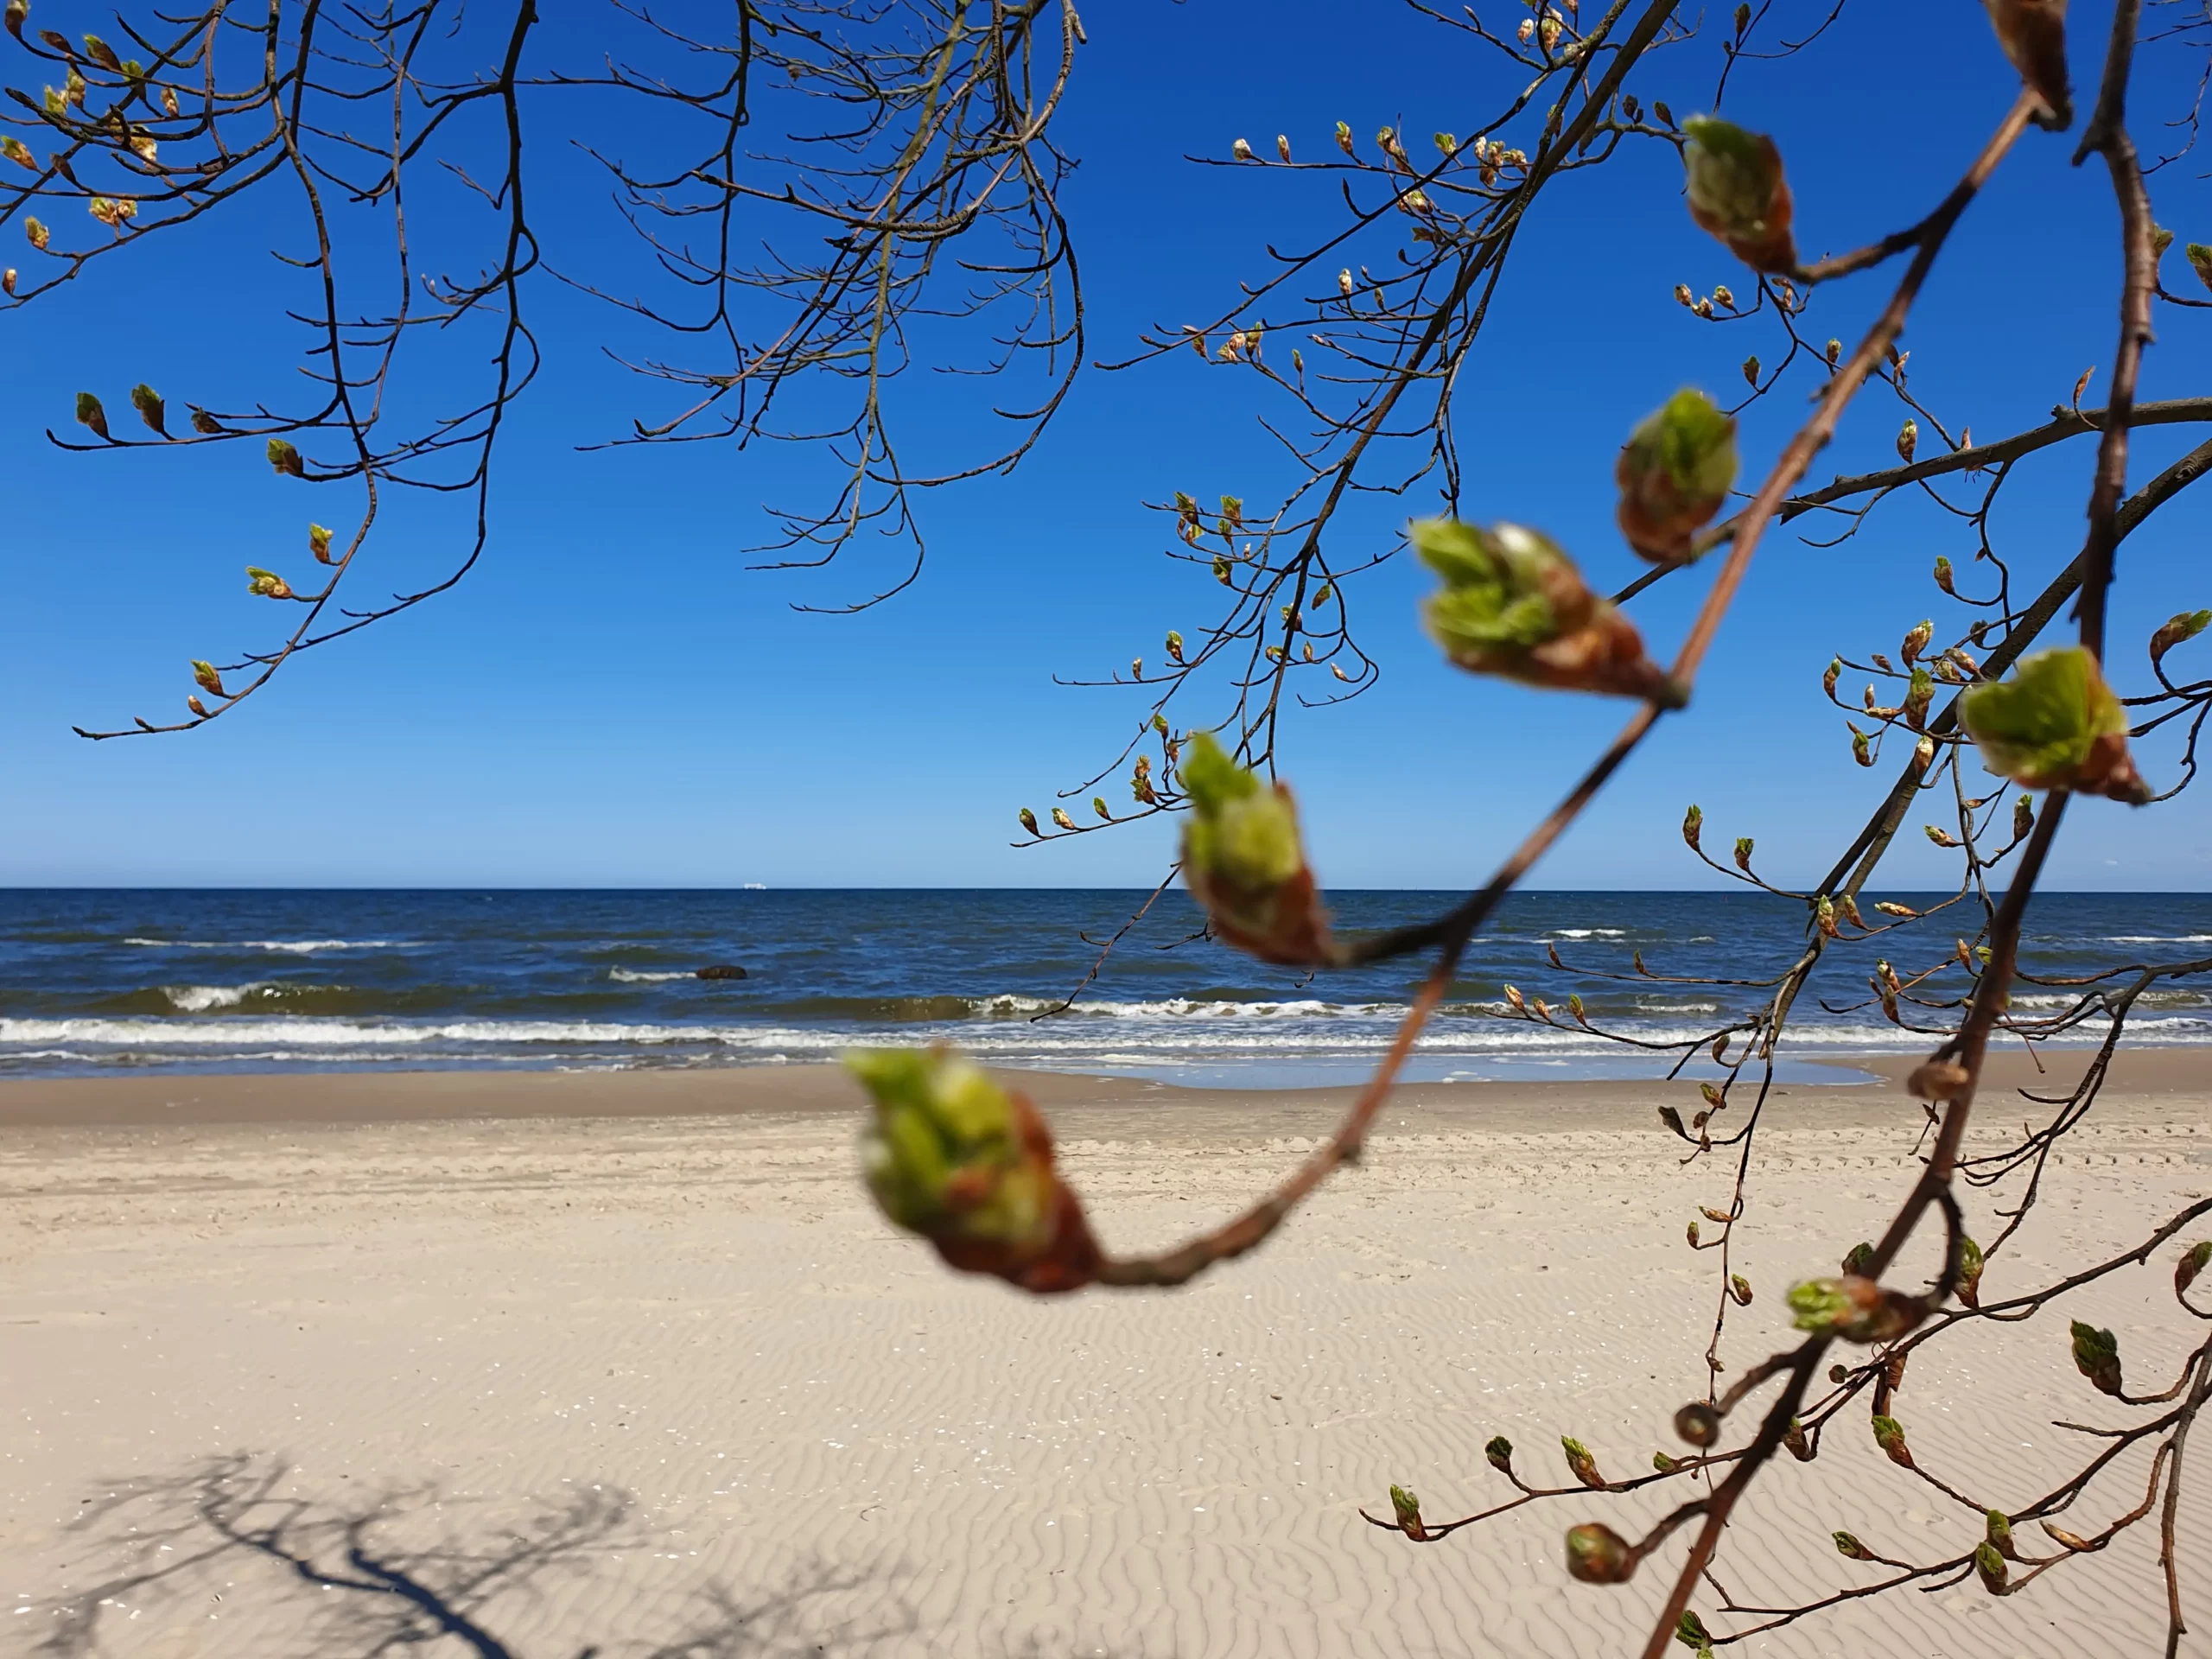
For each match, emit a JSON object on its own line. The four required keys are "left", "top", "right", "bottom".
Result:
{"left": 607, "top": 968, "right": 697, "bottom": 983}
{"left": 124, "top": 937, "right": 410, "bottom": 954}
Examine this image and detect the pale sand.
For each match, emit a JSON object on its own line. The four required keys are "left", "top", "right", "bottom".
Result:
{"left": 1, "top": 1056, "right": 2208, "bottom": 1656}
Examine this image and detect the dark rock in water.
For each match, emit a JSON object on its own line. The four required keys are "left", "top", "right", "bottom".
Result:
{"left": 696, "top": 963, "right": 747, "bottom": 981}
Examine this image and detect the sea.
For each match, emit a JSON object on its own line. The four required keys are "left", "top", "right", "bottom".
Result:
{"left": 2, "top": 889, "right": 2208, "bottom": 1087}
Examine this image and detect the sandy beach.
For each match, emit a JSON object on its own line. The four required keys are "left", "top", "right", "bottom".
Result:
{"left": 3, "top": 1054, "right": 2208, "bottom": 1656}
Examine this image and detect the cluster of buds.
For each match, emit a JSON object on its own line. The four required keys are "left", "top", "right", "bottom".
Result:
{"left": 245, "top": 566, "right": 293, "bottom": 599}
{"left": 1982, "top": 0, "right": 2072, "bottom": 130}
{"left": 1614, "top": 388, "right": 1738, "bottom": 564}
{"left": 1681, "top": 117, "right": 1797, "bottom": 273}
{"left": 1959, "top": 645, "right": 2152, "bottom": 803}
{"left": 1413, "top": 518, "right": 1681, "bottom": 702}
{"left": 1786, "top": 1274, "right": 1926, "bottom": 1342}
{"left": 846, "top": 1046, "right": 1099, "bottom": 1294}
{"left": 1176, "top": 730, "right": 1336, "bottom": 966}
{"left": 1675, "top": 1611, "right": 1717, "bottom": 1658}
{"left": 87, "top": 195, "right": 137, "bottom": 232}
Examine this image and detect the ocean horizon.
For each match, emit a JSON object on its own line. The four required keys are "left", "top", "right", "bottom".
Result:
{"left": 4, "top": 887, "right": 2209, "bottom": 1085}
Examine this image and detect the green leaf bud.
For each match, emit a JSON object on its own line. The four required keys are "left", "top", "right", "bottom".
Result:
{"left": 1389, "top": 1484, "right": 1427, "bottom": 1541}
{"left": 1414, "top": 517, "right": 1679, "bottom": 702}
{"left": 1841, "top": 1241, "right": 1875, "bottom": 1277}
{"left": 1017, "top": 808, "right": 1039, "bottom": 837}
{"left": 1961, "top": 645, "right": 2151, "bottom": 803}
{"left": 1615, "top": 388, "right": 1738, "bottom": 565}
{"left": 1986, "top": 1509, "right": 2016, "bottom": 1559}
{"left": 24, "top": 215, "right": 48, "bottom": 251}
{"left": 73, "top": 390, "right": 108, "bottom": 439}
{"left": 1681, "top": 803, "right": 1702, "bottom": 849}
{"left": 2189, "top": 244, "right": 2212, "bottom": 296}
{"left": 1872, "top": 1414, "right": 1912, "bottom": 1468}
{"left": 1974, "top": 1540, "right": 2010, "bottom": 1595}
{"left": 130, "top": 382, "right": 165, "bottom": 435}
{"left": 1730, "top": 1273, "right": 1752, "bottom": 1306}
{"left": 2, "top": 0, "right": 25, "bottom": 41}
{"left": 1561, "top": 1436, "right": 1604, "bottom": 1488}
{"left": 1788, "top": 1275, "right": 1922, "bottom": 1343}
{"left": 1676, "top": 1611, "right": 1712, "bottom": 1650}
{"left": 190, "top": 659, "right": 226, "bottom": 698}
{"left": 1681, "top": 116, "right": 1797, "bottom": 272}
{"left": 1564, "top": 1522, "right": 1636, "bottom": 1583}
{"left": 1834, "top": 1529, "right": 1873, "bottom": 1560}
{"left": 1956, "top": 1235, "right": 1985, "bottom": 1308}
{"left": 0, "top": 136, "right": 34, "bottom": 171}
{"left": 2151, "top": 608, "right": 2211, "bottom": 669}
{"left": 845, "top": 1046, "right": 1097, "bottom": 1293}
{"left": 1484, "top": 1434, "right": 1514, "bottom": 1474}
{"left": 1732, "top": 836, "right": 1753, "bottom": 873}
{"left": 266, "top": 437, "right": 305, "bottom": 477}
{"left": 245, "top": 566, "right": 292, "bottom": 599}
{"left": 1178, "top": 730, "right": 1332, "bottom": 966}
{"left": 2069, "top": 1319, "right": 2122, "bottom": 1395}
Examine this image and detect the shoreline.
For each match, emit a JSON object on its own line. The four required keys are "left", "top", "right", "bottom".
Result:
{"left": 0, "top": 1044, "right": 2202, "bottom": 1129}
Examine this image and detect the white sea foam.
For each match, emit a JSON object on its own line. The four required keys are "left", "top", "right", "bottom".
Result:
{"left": 5, "top": 1011, "right": 2207, "bottom": 1059}
{"left": 163, "top": 983, "right": 260, "bottom": 1014}
{"left": 125, "top": 937, "right": 409, "bottom": 953}
{"left": 2103, "top": 935, "right": 2212, "bottom": 945}
{"left": 607, "top": 969, "right": 696, "bottom": 983}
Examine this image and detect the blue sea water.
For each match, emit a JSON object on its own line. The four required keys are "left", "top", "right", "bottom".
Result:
{"left": 2, "top": 889, "right": 2209, "bottom": 1084}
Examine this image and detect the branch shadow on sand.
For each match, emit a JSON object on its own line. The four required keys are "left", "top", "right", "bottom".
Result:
{"left": 30, "top": 1452, "right": 912, "bottom": 1658}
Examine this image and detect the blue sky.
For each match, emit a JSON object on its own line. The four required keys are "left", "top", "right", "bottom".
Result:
{"left": 2, "top": 0, "right": 2208, "bottom": 889}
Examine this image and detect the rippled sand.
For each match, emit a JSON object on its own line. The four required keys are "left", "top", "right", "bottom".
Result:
{"left": 2, "top": 1058, "right": 2207, "bottom": 1656}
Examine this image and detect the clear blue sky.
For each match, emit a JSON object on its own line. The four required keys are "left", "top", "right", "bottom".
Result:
{"left": 2, "top": 1, "right": 2207, "bottom": 889}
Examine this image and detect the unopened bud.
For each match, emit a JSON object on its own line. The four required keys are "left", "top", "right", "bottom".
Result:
{"left": 1563, "top": 1522, "right": 1634, "bottom": 1583}
{"left": 1389, "top": 1484, "right": 1427, "bottom": 1541}
{"left": 1484, "top": 1434, "right": 1514, "bottom": 1473}
{"left": 1615, "top": 388, "right": 1738, "bottom": 565}
{"left": 73, "top": 390, "right": 108, "bottom": 439}
{"left": 1788, "top": 1275, "right": 1923, "bottom": 1343}
{"left": 1561, "top": 1436, "right": 1604, "bottom": 1488}
{"left": 2177, "top": 1240, "right": 2212, "bottom": 1298}
{"left": 1334, "top": 120, "right": 1355, "bottom": 156}
{"left": 190, "top": 659, "right": 226, "bottom": 698}
{"left": 1896, "top": 418, "right": 1917, "bottom": 463}
{"left": 1682, "top": 116, "right": 1796, "bottom": 271}
{"left": 848, "top": 1046, "right": 1097, "bottom": 1292}
{"left": 1017, "top": 808, "right": 1039, "bottom": 836}
{"left": 2151, "top": 608, "right": 2211, "bottom": 669}
{"left": 1834, "top": 1530, "right": 1873, "bottom": 1560}
{"left": 1974, "top": 1540, "right": 2010, "bottom": 1595}
{"left": 1956, "top": 1235, "right": 1985, "bottom": 1307}
{"left": 1872, "top": 1414, "right": 1912, "bottom": 1468}
{"left": 266, "top": 437, "right": 304, "bottom": 477}
{"left": 1675, "top": 1402, "right": 1720, "bottom": 1447}
{"left": 2069, "top": 1320, "right": 2122, "bottom": 1395}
